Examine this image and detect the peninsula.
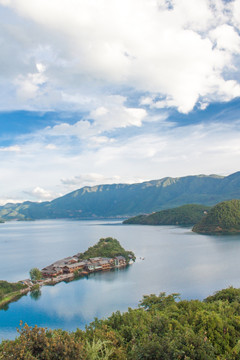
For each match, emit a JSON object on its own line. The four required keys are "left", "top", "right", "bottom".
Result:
{"left": 0, "top": 238, "right": 135, "bottom": 308}
{"left": 192, "top": 199, "right": 240, "bottom": 234}
{"left": 39, "top": 237, "right": 135, "bottom": 282}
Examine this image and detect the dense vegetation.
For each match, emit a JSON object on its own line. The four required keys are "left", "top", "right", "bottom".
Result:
{"left": 29, "top": 268, "right": 42, "bottom": 281}
{"left": 0, "top": 281, "right": 27, "bottom": 308}
{"left": 79, "top": 237, "right": 136, "bottom": 263}
{"left": 0, "top": 171, "right": 240, "bottom": 220}
{"left": 123, "top": 204, "right": 210, "bottom": 225}
{"left": 193, "top": 199, "right": 240, "bottom": 234}
{"left": 0, "top": 281, "right": 27, "bottom": 301}
{"left": 1, "top": 287, "right": 240, "bottom": 359}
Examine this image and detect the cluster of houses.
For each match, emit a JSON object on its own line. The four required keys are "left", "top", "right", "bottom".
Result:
{"left": 41, "top": 254, "right": 127, "bottom": 278}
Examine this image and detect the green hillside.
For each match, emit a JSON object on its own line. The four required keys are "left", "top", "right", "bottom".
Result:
{"left": 2, "top": 287, "right": 240, "bottom": 359}
{"left": 192, "top": 199, "right": 240, "bottom": 234}
{"left": 123, "top": 204, "right": 210, "bottom": 225}
{"left": 0, "top": 171, "right": 240, "bottom": 220}
{"left": 79, "top": 237, "right": 136, "bottom": 263}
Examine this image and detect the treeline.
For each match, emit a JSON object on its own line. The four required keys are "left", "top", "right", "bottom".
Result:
{"left": 1, "top": 287, "right": 240, "bottom": 359}
{"left": 79, "top": 237, "right": 136, "bottom": 263}
{"left": 123, "top": 204, "right": 210, "bottom": 226}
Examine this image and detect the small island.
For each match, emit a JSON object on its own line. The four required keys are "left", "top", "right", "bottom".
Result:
{"left": 192, "top": 199, "right": 240, "bottom": 234}
{"left": 0, "top": 237, "right": 135, "bottom": 308}
{"left": 123, "top": 204, "right": 210, "bottom": 226}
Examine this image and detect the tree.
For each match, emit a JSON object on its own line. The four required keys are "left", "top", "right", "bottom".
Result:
{"left": 29, "top": 268, "right": 42, "bottom": 281}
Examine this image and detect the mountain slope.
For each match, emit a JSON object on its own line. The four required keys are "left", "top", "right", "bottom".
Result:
{"left": 123, "top": 204, "right": 211, "bottom": 225}
{"left": 0, "top": 171, "right": 240, "bottom": 220}
{"left": 192, "top": 199, "right": 240, "bottom": 234}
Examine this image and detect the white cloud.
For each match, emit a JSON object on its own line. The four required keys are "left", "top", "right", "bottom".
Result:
{"left": 45, "top": 144, "right": 57, "bottom": 150}
{"left": 61, "top": 173, "right": 143, "bottom": 189}
{"left": 24, "top": 186, "right": 62, "bottom": 201}
{"left": 230, "top": 0, "right": 240, "bottom": 29}
{"left": 1, "top": 0, "right": 240, "bottom": 205}
{"left": 0, "top": 197, "right": 23, "bottom": 206}
{"left": 0, "top": 145, "right": 21, "bottom": 152}
{"left": 0, "top": 117, "right": 240, "bottom": 204}
{"left": 43, "top": 95, "right": 148, "bottom": 138}
{"left": 210, "top": 24, "right": 240, "bottom": 54}
{"left": 0, "top": 0, "right": 239, "bottom": 113}
{"left": 89, "top": 96, "right": 147, "bottom": 130}
{"left": 45, "top": 120, "right": 91, "bottom": 138}
{"left": 61, "top": 173, "right": 120, "bottom": 186}
{"left": 14, "top": 62, "right": 47, "bottom": 100}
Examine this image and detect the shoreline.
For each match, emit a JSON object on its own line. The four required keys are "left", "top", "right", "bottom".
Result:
{"left": 0, "top": 288, "right": 29, "bottom": 309}
{"left": 0, "top": 263, "right": 129, "bottom": 310}
{"left": 1, "top": 237, "right": 135, "bottom": 310}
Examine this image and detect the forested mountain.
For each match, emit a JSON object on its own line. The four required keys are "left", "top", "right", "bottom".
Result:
{"left": 123, "top": 204, "right": 210, "bottom": 225}
{"left": 192, "top": 199, "right": 240, "bottom": 234}
{"left": 0, "top": 171, "right": 240, "bottom": 220}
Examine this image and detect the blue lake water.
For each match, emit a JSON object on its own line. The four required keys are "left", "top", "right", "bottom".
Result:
{"left": 1, "top": 219, "right": 240, "bottom": 341}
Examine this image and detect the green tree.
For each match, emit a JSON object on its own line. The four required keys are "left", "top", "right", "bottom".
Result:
{"left": 80, "top": 237, "right": 136, "bottom": 263}
{"left": 29, "top": 268, "right": 42, "bottom": 281}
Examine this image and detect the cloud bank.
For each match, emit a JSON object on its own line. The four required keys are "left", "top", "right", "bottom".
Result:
{"left": 0, "top": 0, "right": 240, "bottom": 114}
{"left": 0, "top": 0, "right": 240, "bottom": 203}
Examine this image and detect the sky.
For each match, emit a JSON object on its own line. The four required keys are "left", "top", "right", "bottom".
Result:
{"left": 0, "top": 0, "right": 240, "bottom": 205}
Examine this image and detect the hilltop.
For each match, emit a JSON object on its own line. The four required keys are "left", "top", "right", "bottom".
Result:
{"left": 0, "top": 171, "right": 240, "bottom": 220}
{"left": 79, "top": 237, "right": 136, "bottom": 263}
{"left": 123, "top": 204, "right": 210, "bottom": 225}
{"left": 192, "top": 199, "right": 240, "bottom": 234}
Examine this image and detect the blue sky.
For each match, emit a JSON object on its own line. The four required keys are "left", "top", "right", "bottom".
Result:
{"left": 0, "top": 0, "right": 240, "bottom": 204}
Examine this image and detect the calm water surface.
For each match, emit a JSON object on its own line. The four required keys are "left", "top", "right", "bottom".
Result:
{"left": 1, "top": 219, "right": 240, "bottom": 340}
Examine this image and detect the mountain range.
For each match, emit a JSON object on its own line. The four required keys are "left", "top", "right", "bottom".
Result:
{"left": 1, "top": 171, "right": 240, "bottom": 220}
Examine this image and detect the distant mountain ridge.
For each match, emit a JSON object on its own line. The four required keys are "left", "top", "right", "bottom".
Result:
{"left": 1, "top": 171, "right": 240, "bottom": 220}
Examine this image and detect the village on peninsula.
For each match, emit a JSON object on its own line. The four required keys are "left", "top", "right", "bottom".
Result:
{"left": 22, "top": 253, "right": 131, "bottom": 288}
{"left": 0, "top": 238, "right": 136, "bottom": 308}
{"left": 23, "top": 237, "right": 135, "bottom": 286}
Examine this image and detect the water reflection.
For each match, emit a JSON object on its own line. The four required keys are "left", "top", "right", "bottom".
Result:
{"left": 30, "top": 289, "right": 42, "bottom": 301}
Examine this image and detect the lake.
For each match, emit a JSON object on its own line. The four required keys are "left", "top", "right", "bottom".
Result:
{"left": 1, "top": 219, "right": 240, "bottom": 341}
